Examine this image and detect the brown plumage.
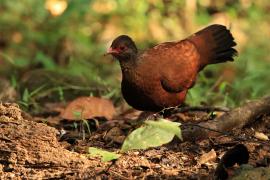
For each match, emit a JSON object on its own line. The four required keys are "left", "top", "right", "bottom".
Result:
{"left": 106, "top": 24, "right": 237, "bottom": 111}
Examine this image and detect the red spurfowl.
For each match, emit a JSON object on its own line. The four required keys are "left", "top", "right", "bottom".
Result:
{"left": 106, "top": 24, "right": 237, "bottom": 111}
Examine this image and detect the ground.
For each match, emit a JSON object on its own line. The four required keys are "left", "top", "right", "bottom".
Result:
{"left": 0, "top": 103, "right": 270, "bottom": 179}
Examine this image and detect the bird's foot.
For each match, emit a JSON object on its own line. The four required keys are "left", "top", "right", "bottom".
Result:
{"left": 137, "top": 111, "right": 163, "bottom": 121}
{"left": 146, "top": 112, "right": 164, "bottom": 121}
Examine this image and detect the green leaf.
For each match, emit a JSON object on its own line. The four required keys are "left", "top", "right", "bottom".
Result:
{"left": 88, "top": 147, "right": 121, "bottom": 162}
{"left": 35, "top": 52, "right": 56, "bottom": 70}
{"left": 145, "top": 119, "right": 182, "bottom": 140}
{"left": 29, "top": 84, "right": 47, "bottom": 97}
{"left": 22, "top": 88, "right": 29, "bottom": 103}
{"left": 121, "top": 119, "right": 182, "bottom": 152}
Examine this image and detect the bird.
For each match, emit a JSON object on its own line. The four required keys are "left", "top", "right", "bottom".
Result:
{"left": 106, "top": 24, "right": 237, "bottom": 112}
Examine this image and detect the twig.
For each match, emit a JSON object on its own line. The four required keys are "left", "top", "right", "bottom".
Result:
{"left": 147, "top": 105, "right": 230, "bottom": 120}
{"left": 96, "top": 160, "right": 118, "bottom": 177}
{"left": 173, "top": 106, "right": 230, "bottom": 113}
{"left": 182, "top": 123, "right": 270, "bottom": 146}
{"left": 110, "top": 170, "right": 130, "bottom": 180}
{"left": 182, "top": 123, "right": 231, "bottom": 136}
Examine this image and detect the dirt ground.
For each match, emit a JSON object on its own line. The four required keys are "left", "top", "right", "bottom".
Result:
{"left": 0, "top": 103, "right": 270, "bottom": 179}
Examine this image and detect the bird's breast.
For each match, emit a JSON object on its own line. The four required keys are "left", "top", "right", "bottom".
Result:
{"left": 121, "top": 70, "right": 161, "bottom": 111}
{"left": 120, "top": 63, "right": 186, "bottom": 111}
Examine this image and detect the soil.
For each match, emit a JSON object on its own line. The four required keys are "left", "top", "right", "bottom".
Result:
{"left": 0, "top": 103, "right": 270, "bottom": 179}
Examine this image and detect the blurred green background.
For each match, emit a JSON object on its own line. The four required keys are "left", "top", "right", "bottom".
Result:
{"left": 0, "top": 0, "right": 269, "bottom": 112}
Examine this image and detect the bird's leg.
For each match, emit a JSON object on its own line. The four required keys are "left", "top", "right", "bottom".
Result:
{"left": 159, "top": 106, "right": 179, "bottom": 118}
{"left": 142, "top": 106, "right": 179, "bottom": 120}
{"left": 151, "top": 106, "right": 180, "bottom": 119}
{"left": 146, "top": 112, "right": 164, "bottom": 121}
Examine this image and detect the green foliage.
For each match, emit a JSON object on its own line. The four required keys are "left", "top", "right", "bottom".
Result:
{"left": 88, "top": 147, "right": 120, "bottom": 162}
{"left": 121, "top": 119, "right": 182, "bottom": 152}
{"left": 72, "top": 111, "right": 92, "bottom": 140}
{"left": 35, "top": 52, "right": 56, "bottom": 70}
{"left": 19, "top": 85, "right": 47, "bottom": 110}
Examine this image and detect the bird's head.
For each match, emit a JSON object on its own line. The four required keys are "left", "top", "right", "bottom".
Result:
{"left": 105, "top": 35, "right": 138, "bottom": 61}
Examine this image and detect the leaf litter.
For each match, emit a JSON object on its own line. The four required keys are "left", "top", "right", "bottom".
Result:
{"left": 1, "top": 102, "right": 270, "bottom": 179}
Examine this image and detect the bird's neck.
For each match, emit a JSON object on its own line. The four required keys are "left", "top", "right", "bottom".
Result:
{"left": 119, "top": 54, "right": 138, "bottom": 75}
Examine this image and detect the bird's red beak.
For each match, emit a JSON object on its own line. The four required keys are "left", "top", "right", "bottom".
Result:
{"left": 104, "top": 47, "right": 119, "bottom": 56}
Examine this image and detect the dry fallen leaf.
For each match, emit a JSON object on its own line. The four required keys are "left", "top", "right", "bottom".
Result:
{"left": 198, "top": 149, "right": 217, "bottom": 165}
{"left": 61, "top": 96, "right": 116, "bottom": 120}
{"left": 162, "top": 169, "right": 179, "bottom": 176}
{"left": 254, "top": 132, "right": 269, "bottom": 141}
{"left": 104, "top": 127, "right": 126, "bottom": 144}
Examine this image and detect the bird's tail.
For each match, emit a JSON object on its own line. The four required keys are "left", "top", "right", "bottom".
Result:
{"left": 188, "top": 24, "right": 237, "bottom": 69}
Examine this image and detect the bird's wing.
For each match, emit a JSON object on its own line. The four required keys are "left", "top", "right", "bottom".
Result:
{"left": 146, "top": 40, "right": 201, "bottom": 93}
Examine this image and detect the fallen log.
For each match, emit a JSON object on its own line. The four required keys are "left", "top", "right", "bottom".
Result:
{"left": 182, "top": 96, "right": 270, "bottom": 141}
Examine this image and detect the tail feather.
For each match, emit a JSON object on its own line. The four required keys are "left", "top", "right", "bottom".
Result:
{"left": 188, "top": 24, "right": 237, "bottom": 68}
